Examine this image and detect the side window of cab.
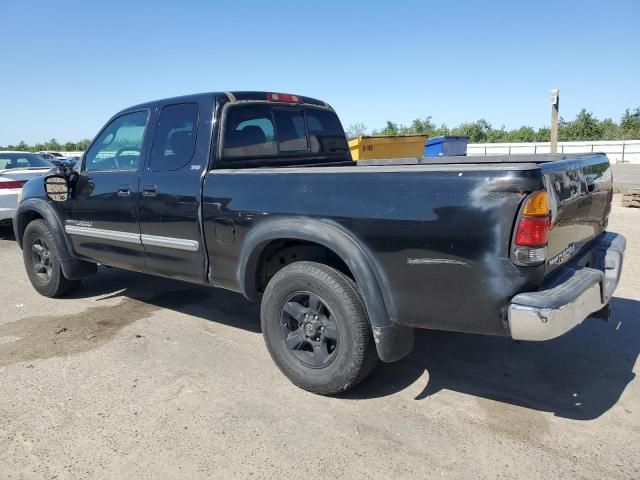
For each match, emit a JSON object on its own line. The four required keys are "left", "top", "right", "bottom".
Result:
{"left": 83, "top": 111, "right": 148, "bottom": 172}
{"left": 149, "top": 103, "right": 199, "bottom": 172}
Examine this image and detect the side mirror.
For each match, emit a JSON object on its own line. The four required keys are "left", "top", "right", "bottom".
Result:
{"left": 44, "top": 175, "right": 70, "bottom": 202}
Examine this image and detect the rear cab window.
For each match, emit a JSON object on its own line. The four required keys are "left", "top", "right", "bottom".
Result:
{"left": 220, "top": 103, "right": 349, "bottom": 167}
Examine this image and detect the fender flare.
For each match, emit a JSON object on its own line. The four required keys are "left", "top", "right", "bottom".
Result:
{"left": 15, "top": 198, "right": 70, "bottom": 253}
{"left": 14, "top": 199, "right": 96, "bottom": 280}
{"left": 238, "top": 218, "right": 414, "bottom": 362}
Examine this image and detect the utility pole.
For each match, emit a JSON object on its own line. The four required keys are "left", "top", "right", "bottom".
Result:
{"left": 550, "top": 89, "right": 559, "bottom": 153}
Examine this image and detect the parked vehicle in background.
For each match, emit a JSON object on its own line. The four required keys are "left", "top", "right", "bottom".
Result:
{"left": 37, "top": 151, "right": 65, "bottom": 160}
{"left": 14, "top": 92, "right": 625, "bottom": 395}
{"left": 0, "top": 152, "right": 54, "bottom": 223}
{"left": 37, "top": 152, "right": 80, "bottom": 168}
{"left": 63, "top": 156, "right": 80, "bottom": 169}
{"left": 37, "top": 151, "right": 67, "bottom": 166}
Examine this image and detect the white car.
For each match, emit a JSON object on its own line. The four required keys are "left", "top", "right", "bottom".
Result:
{"left": 0, "top": 152, "right": 55, "bottom": 223}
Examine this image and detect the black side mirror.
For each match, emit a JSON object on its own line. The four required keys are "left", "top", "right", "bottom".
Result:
{"left": 44, "top": 175, "right": 70, "bottom": 202}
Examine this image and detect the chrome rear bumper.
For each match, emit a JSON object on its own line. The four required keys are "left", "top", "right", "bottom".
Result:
{"left": 509, "top": 232, "right": 625, "bottom": 341}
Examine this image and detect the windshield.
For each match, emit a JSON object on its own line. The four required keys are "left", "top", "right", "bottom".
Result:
{"left": 0, "top": 153, "right": 54, "bottom": 169}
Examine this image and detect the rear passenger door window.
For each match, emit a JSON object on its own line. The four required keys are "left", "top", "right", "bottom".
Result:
{"left": 150, "top": 103, "right": 199, "bottom": 171}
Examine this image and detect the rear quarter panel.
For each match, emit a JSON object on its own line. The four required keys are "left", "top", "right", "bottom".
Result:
{"left": 203, "top": 164, "right": 546, "bottom": 336}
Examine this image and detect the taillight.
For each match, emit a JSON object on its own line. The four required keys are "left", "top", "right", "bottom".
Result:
{"left": 514, "top": 217, "right": 550, "bottom": 247}
{"left": 0, "top": 180, "right": 26, "bottom": 189}
{"left": 512, "top": 191, "right": 550, "bottom": 265}
{"left": 267, "top": 93, "right": 301, "bottom": 103}
{"left": 521, "top": 191, "right": 549, "bottom": 216}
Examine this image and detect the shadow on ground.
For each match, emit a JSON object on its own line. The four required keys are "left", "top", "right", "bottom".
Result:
{"left": 4, "top": 222, "right": 637, "bottom": 421}
{"left": 0, "top": 224, "right": 16, "bottom": 241}
{"left": 347, "top": 297, "right": 639, "bottom": 420}
{"left": 71, "top": 266, "right": 262, "bottom": 333}
{"left": 70, "top": 267, "right": 639, "bottom": 420}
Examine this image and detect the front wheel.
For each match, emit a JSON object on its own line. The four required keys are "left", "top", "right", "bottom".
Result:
{"left": 22, "top": 219, "right": 80, "bottom": 297}
{"left": 261, "top": 261, "right": 378, "bottom": 395}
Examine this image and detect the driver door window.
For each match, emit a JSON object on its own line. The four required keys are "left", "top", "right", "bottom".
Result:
{"left": 84, "top": 111, "right": 148, "bottom": 171}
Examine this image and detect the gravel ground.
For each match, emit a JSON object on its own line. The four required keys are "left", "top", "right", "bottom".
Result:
{"left": 0, "top": 200, "right": 638, "bottom": 479}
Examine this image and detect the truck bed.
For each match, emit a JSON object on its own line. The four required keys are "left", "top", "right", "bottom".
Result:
{"left": 356, "top": 153, "right": 595, "bottom": 166}
{"left": 205, "top": 152, "right": 613, "bottom": 338}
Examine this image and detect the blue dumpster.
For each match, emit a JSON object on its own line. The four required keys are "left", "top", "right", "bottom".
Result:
{"left": 425, "top": 136, "right": 468, "bottom": 157}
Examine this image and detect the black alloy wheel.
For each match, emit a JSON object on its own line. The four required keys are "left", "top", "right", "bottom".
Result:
{"left": 280, "top": 291, "right": 339, "bottom": 368}
{"left": 30, "top": 237, "right": 53, "bottom": 282}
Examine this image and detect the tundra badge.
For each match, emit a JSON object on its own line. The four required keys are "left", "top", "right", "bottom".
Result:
{"left": 548, "top": 244, "right": 576, "bottom": 266}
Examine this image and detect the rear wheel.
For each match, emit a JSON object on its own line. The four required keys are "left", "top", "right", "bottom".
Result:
{"left": 22, "top": 219, "right": 80, "bottom": 297}
{"left": 261, "top": 261, "right": 378, "bottom": 395}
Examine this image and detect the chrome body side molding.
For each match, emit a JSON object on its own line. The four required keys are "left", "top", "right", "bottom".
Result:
{"left": 65, "top": 225, "right": 199, "bottom": 251}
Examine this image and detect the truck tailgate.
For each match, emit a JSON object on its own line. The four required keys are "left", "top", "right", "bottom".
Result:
{"left": 540, "top": 153, "right": 613, "bottom": 274}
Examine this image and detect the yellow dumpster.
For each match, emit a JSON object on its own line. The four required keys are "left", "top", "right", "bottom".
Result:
{"left": 348, "top": 135, "right": 428, "bottom": 160}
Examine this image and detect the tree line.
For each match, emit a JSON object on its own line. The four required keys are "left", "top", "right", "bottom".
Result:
{"left": 0, "top": 138, "right": 92, "bottom": 153}
{"left": 3, "top": 107, "right": 640, "bottom": 151}
{"left": 346, "top": 107, "right": 640, "bottom": 143}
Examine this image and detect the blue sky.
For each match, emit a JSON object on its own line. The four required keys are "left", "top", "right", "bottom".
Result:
{"left": 1, "top": 0, "right": 639, "bottom": 145}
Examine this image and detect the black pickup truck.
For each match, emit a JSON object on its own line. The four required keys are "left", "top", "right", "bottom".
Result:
{"left": 14, "top": 91, "right": 625, "bottom": 394}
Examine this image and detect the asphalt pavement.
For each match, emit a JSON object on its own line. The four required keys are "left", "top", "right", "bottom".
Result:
{"left": 0, "top": 200, "right": 638, "bottom": 479}
{"left": 612, "top": 163, "right": 640, "bottom": 190}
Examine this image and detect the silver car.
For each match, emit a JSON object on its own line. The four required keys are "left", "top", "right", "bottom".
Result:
{"left": 0, "top": 152, "right": 54, "bottom": 223}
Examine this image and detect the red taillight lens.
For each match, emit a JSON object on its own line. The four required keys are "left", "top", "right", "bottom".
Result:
{"left": 515, "top": 216, "right": 550, "bottom": 247}
{"left": 0, "top": 180, "right": 26, "bottom": 189}
{"left": 267, "top": 93, "right": 301, "bottom": 103}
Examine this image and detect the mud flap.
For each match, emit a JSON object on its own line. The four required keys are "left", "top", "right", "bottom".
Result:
{"left": 372, "top": 324, "right": 415, "bottom": 363}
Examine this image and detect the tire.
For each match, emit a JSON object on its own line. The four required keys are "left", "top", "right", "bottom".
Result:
{"left": 22, "top": 219, "right": 80, "bottom": 297}
{"left": 261, "top": 261, "right": 378, "bottom": 395}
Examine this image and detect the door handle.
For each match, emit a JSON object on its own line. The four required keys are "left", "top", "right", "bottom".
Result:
{"left": 142, "top": 184, "right": 158, "bottom": 197}
{"left": 117, "top": 185, "right": 131, "bottom": 197}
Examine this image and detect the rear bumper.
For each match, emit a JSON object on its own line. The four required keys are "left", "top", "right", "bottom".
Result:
{"left": 508, "top": 232, "right": 625, "bottom": 341}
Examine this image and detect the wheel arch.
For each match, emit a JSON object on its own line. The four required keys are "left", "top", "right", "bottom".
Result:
{"left": 238, "top": 218, "right": 414, "bottom": 362}
{"left": 15, "top": 199, "right": 69, "bottom": 252}
{"left": 15, "top": 199, "right": 96, "bottom": 280}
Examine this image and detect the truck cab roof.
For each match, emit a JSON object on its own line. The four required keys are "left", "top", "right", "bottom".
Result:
{"left": 121, "top": 91, "right": 330, "bottom": 115}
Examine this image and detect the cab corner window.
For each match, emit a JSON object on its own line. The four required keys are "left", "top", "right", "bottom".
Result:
{"left": 84, "top": 111, "right": 148, "bottom": 172}
{"left": 150, "top": 103, "right": 199, "bottom": 172}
